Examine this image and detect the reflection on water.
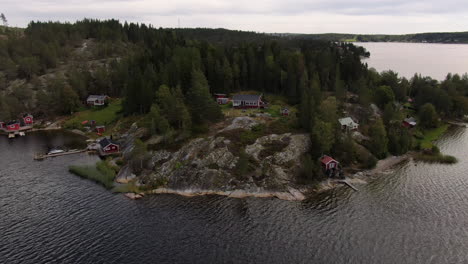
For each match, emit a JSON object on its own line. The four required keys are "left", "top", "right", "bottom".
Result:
{"left": 1, "top": 128, "right": 468, "bottom": 263}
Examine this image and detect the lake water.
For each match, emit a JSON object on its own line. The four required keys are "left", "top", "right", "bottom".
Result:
{"left": 2, "top": 129, "right": 468, "bottom": 263}
{"left": 356, "top": 42, "right": 468, "bottom": 80}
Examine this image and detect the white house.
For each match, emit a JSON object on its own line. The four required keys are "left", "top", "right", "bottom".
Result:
{"left": 339, "top": 117, "right": 359, "bottom": 131}
{"left": 86, "top": 95, "right": 108, "bottom": 106}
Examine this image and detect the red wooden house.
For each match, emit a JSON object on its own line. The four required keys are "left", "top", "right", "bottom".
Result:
{"left": 6, "top": 121, "right": 21, "bottom": 131}
{"left": 402, "top": 117, "right": 417, "bottom": 128}
{"left": 232, "top": 94, "right": 265, "bottom": 109}
{"left": 99, "top": 138, "right": 120, "bottom": 154}
{"left": 22, "top": 114, "right": 34, "bottom": 125}
{"left": 0, "top": 122, "right": 4, "bottom": 129}
{"left": 214, "top": 94, "right": 229, "bottom": 104}
{"left": 320, "top": 155, "right": 339, "bottom": 171}
{"left": 96, "top": 126, "right": 106, "bottom": 134}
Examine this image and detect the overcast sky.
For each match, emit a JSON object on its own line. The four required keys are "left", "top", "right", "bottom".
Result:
{"left": 2, "top": 0, "right": 468, "bottom": 34}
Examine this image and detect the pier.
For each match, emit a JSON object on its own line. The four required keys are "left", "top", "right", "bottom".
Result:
{"left": 34, "top": 149, "right": 87, "bottom": 160}
{"left": 337, "top": 179, "right": 359, "bottom": 192}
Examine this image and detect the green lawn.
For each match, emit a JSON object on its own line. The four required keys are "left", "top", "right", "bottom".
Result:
{"left": 418, "top": 124, "right": 449, "bottom": 149}
{"left": 64, "top": 99, "right": 122, "bottom": 128}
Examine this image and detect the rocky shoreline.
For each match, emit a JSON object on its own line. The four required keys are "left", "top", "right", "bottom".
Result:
{"left": 116, "top": 117, "right": 415, "bottom": 201}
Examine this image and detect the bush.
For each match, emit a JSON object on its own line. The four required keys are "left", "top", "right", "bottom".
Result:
{"left": 69, "top": 160, "right": 116, "bottom": 189}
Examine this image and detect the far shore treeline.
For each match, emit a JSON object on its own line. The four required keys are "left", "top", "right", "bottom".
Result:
{"left": 1, "top": 19, "right": 468, "bottom": 179}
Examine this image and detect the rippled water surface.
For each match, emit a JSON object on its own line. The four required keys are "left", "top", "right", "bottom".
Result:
{"left": 2, "top": 129, "right": 468, "bottom": 263}
{"left": 357, "top": 42, "right": 468, "bottom": 80}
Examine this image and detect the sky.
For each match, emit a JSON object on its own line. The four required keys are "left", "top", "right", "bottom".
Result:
{"left": 2, "top": 0, "right": 468, "bottom": 34}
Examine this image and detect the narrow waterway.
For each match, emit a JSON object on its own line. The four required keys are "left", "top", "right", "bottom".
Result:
{"left": 1, "top": 128, "right": 468, "bottom": 263}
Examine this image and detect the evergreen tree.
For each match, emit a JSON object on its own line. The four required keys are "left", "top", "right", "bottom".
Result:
{"left": 188, "top": 68, "right": 223, "bottom": 123}
{"left": 419, "top": 103, "right": 438, "bottom": 128}
{"left": 368, "top": 118, "right": 388, "bottom": 159}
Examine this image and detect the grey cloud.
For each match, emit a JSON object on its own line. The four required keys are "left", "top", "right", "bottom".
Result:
{"left": 2, "top": 0, "right": 468, "bottom": 33}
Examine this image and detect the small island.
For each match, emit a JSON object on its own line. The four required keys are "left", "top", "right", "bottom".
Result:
{"left": 1, "top": 20, "right": 467, "bottom": 200}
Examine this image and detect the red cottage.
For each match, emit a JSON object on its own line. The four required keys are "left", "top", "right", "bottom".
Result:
{"left": 23, "top": 114, "right": 34, "bottom": 125}
{"left": 214, "top": 94, "right": 229, "bottom": 104}
{"left": 96, "top": 126, "right": 106, "bottom": 134}
{"left": 6, "top": 121, "right": 20, "bottom": 131}
{"left": 0, "top": 122, "right": 5, "bottom": 129}
{"left": 99, "top": 138, "right": 120, "bottom": 154}
{"left": 232, "top": 94, "right": 265, "bottom": 109}
{"left": 320, "top": 155, "right": 339, "bottom": 171}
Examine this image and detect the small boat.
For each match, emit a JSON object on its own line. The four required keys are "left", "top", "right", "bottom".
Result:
{"left": 19, "top": 132, "right": 26, "bottom": 136}
{"left": 47, "top": 148, "right": 65, "bottom": 155}
{"left": 8, "top": 133, "right": 15, "bottom": 139}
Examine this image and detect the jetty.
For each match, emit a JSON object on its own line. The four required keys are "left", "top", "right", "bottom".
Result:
{"left": 337, "top": 179, "right": 359, "bottom": 192}
{"left": 34, "top": 149, "right": 87, "bottom": 160}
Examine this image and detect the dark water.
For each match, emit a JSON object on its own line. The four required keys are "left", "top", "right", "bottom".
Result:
{"left": 356, "top": 42, "right": 468, "bottom": 80}
{"left": 2, "top": 129, "right": 468, "bottom": 263}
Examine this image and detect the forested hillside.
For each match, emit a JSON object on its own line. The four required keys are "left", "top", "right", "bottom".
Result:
{"left": 2, "top": 20, "right": 468, "bottom": 180}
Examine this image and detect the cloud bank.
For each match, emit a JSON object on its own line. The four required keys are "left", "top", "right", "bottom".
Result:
{"left": 2, "top": 0, "right": 468, "bottom": 34}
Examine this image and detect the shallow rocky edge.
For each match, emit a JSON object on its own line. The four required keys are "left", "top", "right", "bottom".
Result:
{"left": 117, "top": 118, "right": 414, "bottom": 201}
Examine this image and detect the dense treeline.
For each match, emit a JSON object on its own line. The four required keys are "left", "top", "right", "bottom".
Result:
{"left": 295, "top": 31, "right": 468, "bottom": 43}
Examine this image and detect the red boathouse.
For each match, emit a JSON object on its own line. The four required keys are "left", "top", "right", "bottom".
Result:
{"left": 22, "top": 114, "right": 34, "bottom": 125}
{"left": 320, "top": 155, "right": 339, "bottom": 171}
{"left": 6, "top": 121, "right": 21, "bottom": 131}
{"left": 99, "top": 138, "right": 120, "bottom": 154}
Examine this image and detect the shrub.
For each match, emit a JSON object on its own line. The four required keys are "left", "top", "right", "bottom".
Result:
{"left": 69, "top": 161, "right": 116, "bottom": 189}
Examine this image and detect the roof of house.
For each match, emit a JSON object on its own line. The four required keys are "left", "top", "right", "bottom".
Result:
{"left": 232, "top": 94, "right": 262, "bottom": 101}
{"left": 99, "top": 138, "right": 119, "bottom": 148}
{"left": 339, "top": 117, "right": 358, "bottom": 126}
{"left": 404, "top": 117, "right": 417, "bottom": 124}
{"left": 6, "top": 120, "right": 19, "bottom": 125}
{"left": 87, "top": 95, "right": 108, "bottom": 101}
{"left": 23, "top": 113, "right": 33, "bottom": 118}
{"left": 320, "top": 155, "right": 338, "bottom": 165}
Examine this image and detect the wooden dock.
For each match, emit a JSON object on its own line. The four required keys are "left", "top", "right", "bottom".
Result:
{"left": 337, "top": 180, "right": 359, "bottom": 192}
{"left": 34, "top": 149, "right": 87, "bottom": 160}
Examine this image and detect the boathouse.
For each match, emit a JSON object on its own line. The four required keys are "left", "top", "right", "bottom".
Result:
{"left": 86, "top": 95, "right": 108, "bottom": 106}
{"left": 320, "top": 155, "right": 339, "bottom": 171}
{"left": 99, "top": 138, "right": 120, "bottom": 154}
{"left": 22, "top": 114, "right": 34, "bottom": 125}
{"left": 232, "top": 94, "right": 265, "bottom": 109}
{"left": 5, "top": 121, "right": 20, "bottom": 131}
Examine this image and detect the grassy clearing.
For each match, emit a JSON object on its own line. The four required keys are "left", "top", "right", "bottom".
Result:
{"left": 69, "top": 160, "right": 117, "bottom": 189}
{"left": 112, "top": 181, "right": 142, "bottom": 193}
{"left": 64, "top": 99, "right": 123, "bottom": 129}
{"left": 417, "top": 124, "right": 449, "bottom": 149}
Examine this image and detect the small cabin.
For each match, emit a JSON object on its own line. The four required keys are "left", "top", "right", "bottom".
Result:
{"left": 86, "top": 95, "right": 108, "bottom": 106}
{"left": 96, "top": 126, "right": 106, "bottom": 134}
{"left": 6, "top": 121, "right": 20, "bottom": 131}
{"left": 99, "top": 138, "right": 120, "bottom": 154}
{"left": 403, "top": 117, "right": 417, "bottom": 128}
{"left": 232, "top": 94, "right": 265, "bottom": 109}
{"left": 281, "top": 108, "right": 290, "bottom": 116}
{"left": 320, "top": 155, "right": 339, "bottom": 171}
{"left": 0, "top": 122, "right": 4, "bottom": 129}
{"left": 22, "top": 114, "right": 34, "bottom": 125}
{"left": 339, "top": 117, "right": 359, "bottom": 131}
